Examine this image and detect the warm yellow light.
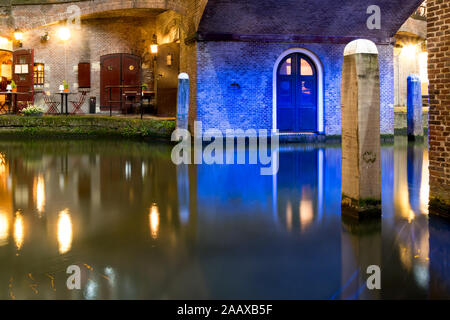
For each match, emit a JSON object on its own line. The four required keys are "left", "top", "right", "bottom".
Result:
{"left": 13, "top": 212, "right": 24, "bottom": 250}
{"left": 0, "top": 153, "right": 6, "bottom": 177}
{"left": 150, "top": 44, "right": 158, "bottom": 54}
{"left": 299, "top": 189, "right": 314, "bottom": 232}
{"left": 14, "top": 31, "right": 23, "bottom": 41}
{"left": 57, "top": 209, "right": 72, "bottom": 254}
{"left": 418, "top": 51, "right": 429, "bottom": 83}
{"left": 58, "top": 27, "right": 71, "bottom": 41}
{"left": 0, "top": 37, "right": 8, "bottom": 45}
{"left": 149, "top": 204, "right": 160, "bottom": 239}
{"left": 0, "top": 211, "right": 9, "bottom": 246}
{"left": 37, "top": 64, "right": 43, "bottom": 71}
{"left": 286, "top": 201, "right": 292, "bottom": 231}
{"left": 35, "top": 175, "right": 45, "bottom": 214}
{"left": 400, "top": 44, "right": 418, "bottom": 59}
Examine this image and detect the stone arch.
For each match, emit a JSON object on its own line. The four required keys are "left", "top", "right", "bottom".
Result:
{"left": 11, "top": 0, "right": 187, "bottom": 30}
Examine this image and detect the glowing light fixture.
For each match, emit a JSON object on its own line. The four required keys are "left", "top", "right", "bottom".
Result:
{"left": 150, "top": 34, "right": 158, "bottom": 54}
{"left": 13, "top": 29, "right": 23, "bottom": 41}
{"left": 58, "top": 27, "right": 71, "bottom": 41}
{"left": 400, "top": 44, "right": 418, "bottom": 59}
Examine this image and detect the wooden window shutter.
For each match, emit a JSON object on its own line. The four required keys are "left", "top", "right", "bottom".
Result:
{"left": 78, "top": 62, "right": 90, "bottom": 88}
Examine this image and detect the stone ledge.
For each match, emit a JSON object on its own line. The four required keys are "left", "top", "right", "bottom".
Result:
{"left": 0, "top": 115, "right": 175, "bottom": 140}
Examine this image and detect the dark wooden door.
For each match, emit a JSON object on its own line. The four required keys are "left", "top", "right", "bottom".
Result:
{"left": 122, "top": 54, "right": 141, "bottom": 88}
{"left": 277, "top": 53, "right": 317, "bottom": 133}
{"left": 156, "top": 43, "right": 180, "bottom": 116}
{"left": 100, "top": 53, "right": 141, "bottom": 110}
{"left": 13, "top": 49, "right": 34, "bottom": 102}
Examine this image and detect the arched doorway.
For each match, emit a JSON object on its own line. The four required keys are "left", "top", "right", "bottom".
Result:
{"left": 276, "top": 53, "right": 318, "bottom": 133}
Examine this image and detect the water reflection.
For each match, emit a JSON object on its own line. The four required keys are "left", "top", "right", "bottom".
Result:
{"left": 13, "top": 212, "right": 24, "bottom": 251}
{"left": 0, "top": 138, "right": 447, "bottom": 299}
{"left": 57, "top": 209, "right": 73, "bottom": 254}
{"left": 149, "top": 204, "right": 159, "bottom": 239}
{"left": 34, "top": 175, "right": 45, "bottom": 215}
{"left": 0, "top": 211, "right": 8, "bottom": 246}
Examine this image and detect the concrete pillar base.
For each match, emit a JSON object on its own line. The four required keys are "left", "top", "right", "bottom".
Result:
{"left": 429, "top": 197, "right": 450, "bottom": 219}
{"left": 342, "top": 195, "right": 381, "bottom": 220}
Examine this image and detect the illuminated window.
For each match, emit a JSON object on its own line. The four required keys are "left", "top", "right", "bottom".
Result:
{"left": 279, "top": 58, "right": 292, "bottom": 75}
{"left": 34, "top": 63, "right": 44, "bottom": 87}
{"left": 301, "top": 59, "right": 314, "bottom": 76}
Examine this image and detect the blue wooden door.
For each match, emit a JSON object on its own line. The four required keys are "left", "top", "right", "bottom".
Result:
{"left": 277, "top": 54, "right": 317, "bottom": 132}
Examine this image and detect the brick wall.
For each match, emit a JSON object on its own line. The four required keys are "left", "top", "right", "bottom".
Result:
{"left": 427, "top": 0, "right": 450, "bottom": 211}
{"left": 20, "top": 16, "right": 157, "bottom": 113}
{"left": 196, "top": 41, "right": 394, "bottom": 135}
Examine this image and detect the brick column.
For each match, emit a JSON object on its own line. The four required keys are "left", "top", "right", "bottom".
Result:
{"left": 427, "top": 0, "right": 450, "bottom": 217}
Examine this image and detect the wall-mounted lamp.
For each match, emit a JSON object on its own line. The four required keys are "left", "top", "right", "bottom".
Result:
{"left": 150, "top": 34, "right": 158, "bottom": 55}
{"left": 41, "top": 32, "right": 50, "bottom": 43}
{"left": 13, "top": 29, "right": 23, "bottom": 47}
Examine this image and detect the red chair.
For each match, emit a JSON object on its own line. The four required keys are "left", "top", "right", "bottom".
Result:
{"left": 70, "top": 91, "right": 87, "bottom": 114}
{"left": 16, "top": 101, "right": 29, "bottom": 113}
{"left": 43, "top": 93, "right": 60, "bottom": 114}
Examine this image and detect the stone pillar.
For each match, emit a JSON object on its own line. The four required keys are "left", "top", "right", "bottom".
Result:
{"left": 407, "top": 74, "right": 423, "bottom": 140}
{"left": 176, "top": 73, "right": 189, "bottom": 131}
{"left": 341, "top": 39, "right": 381, "bottom": 219}
{"left": 427, "top": 0, "right": 450, "bottom": 218}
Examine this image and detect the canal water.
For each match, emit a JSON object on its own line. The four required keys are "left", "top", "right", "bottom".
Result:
{"left": 0, "top": 137, "right": 448, "bottom": 300}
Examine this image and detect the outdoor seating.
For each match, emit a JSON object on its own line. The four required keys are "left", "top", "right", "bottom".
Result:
{"left": 43, "top": 93, "right": 60, "bottom": 114}
{"left": 70, "top": 91, "right": 87, "bottom": 114}
{"left": 123, "top": 90, "right": 141, "bottom": 115}
{"left": 16, "top": 101, "right": 29, "bottom": 113}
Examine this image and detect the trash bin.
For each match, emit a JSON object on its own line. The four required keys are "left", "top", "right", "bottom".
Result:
{"left": 89, "top": 97, "right": 96, "bottom": 114}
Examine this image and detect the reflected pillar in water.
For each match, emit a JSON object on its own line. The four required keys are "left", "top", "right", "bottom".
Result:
{"left": 406, "top": 75, "right": 424, "bottom": 141}
{"left": 340, "top": 40, "right": 381, "bottom": 219}
{"left": 407, "top": 143, "right": 423, "bottom": 214}
{"left": 177, "top": 164, "right": 190, "bottom": 225}
{"left": 340, "top": 217, "right": 382, "bottom": 300}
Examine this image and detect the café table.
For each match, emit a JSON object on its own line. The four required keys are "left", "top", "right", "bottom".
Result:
{"left": 0, "top": 91, "right": 32, "bottom": 114}
{"left": 56, "top": 91, "right": 75, "bottom": 115}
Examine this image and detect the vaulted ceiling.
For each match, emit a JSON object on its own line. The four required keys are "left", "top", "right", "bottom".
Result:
{"left": 198, "top": 0, "right": 425, "bottom": 42}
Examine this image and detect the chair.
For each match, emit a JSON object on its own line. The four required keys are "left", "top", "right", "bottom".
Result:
{"left": 16, "top": 101, "right": 30, "bottom": 114}
{"left": 123, "top": 90, "right": 141, "bottom": 115}
{"left": 43, "top": 93, "right": 60, "bottom": 114}
{"left": 70, "top": 91, "right": 87, "bottom": 115}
